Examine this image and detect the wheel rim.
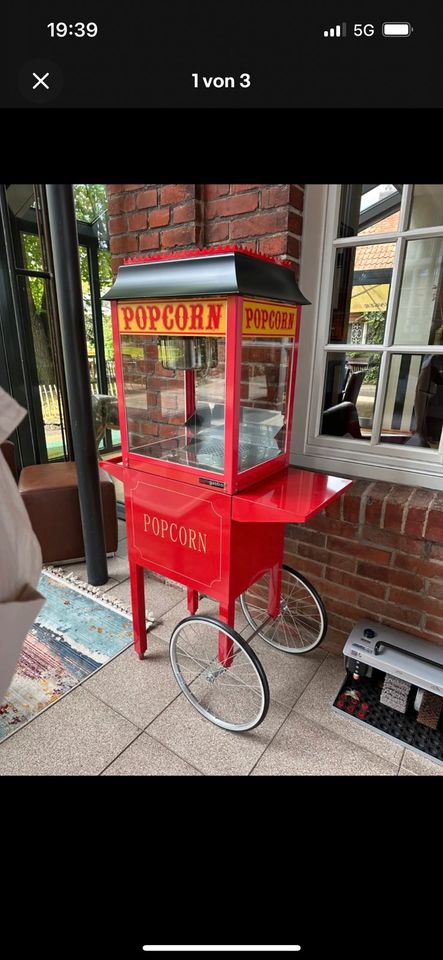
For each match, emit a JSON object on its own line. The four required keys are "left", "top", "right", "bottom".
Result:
{"left": 170, "top": 616, "right": 269, "bottom": 731}
{"left": 240, "top": 566, "right": 326, "bottom": 654}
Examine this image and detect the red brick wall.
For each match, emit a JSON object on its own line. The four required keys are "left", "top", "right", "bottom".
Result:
{"left": 106, "top": 183, "right": 443, "bottom": 655}
{"left": 286, "top": 480, "right": 443, "bottom": 655}
{"left": 107, "top": 184, "right": 304, "bottom": 273}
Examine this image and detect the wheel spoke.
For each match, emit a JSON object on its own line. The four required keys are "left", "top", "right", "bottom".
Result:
{"left": 240, "top": 566, "right": 326, "bottom": 655}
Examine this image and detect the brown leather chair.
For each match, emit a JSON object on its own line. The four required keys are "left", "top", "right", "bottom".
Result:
{"left": 18, "top": 461, "right": 118, "bottom": 564}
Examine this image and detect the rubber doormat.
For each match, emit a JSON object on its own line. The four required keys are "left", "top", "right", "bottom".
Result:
{"left": 333, "top": 671, "right": 443, "bottom": 766}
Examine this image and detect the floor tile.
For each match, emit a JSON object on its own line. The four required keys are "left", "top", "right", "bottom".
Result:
{"left": 116, "top": 538, "right": 128, "bottom": 559}
{"left": 148, "top": 693, "right": 288, "bottom": 776}
{"left": 117, "top": 518, "right": 127, "bottom": 539}
{"left": 85, "top": 639, "right": 181, "bottom": 727}
{"left": 148, "top": 594, "right": 219, "bottom": 641}
{"left": 251, "top": 713, "right": 398, "bottom": 776}
{"left": 102, "top": 573, "right": 185, "bottom": 618}
{"left": 400, "top": 749, "right": 443, "bottom": 776}
{"left": 0, "top": 687, "right": 138, "bottom": 776}
{"left": 102, "top": 733, "right": 202, "bottom": 776}
{"left": 294, "top": 654, "right": 404, "bottom": 765}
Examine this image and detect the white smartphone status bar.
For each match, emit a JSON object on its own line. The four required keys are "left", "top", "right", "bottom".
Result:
{"left": 143, "top": 948, "right": 302, "bottom": 953}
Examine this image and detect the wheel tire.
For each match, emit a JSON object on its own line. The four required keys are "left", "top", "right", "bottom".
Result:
{"left": 169, "top": 614, "right": 270, "bottom": 731}
{"left": 240, "top": 564, "right": 327, "bottom": 654}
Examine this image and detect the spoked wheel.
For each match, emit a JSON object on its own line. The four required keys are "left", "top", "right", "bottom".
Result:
{"left": 169, "top": 615, "right": 270, "bottom": 731}
{"left": 240, "top": 564, "right": 327, "bottom": 654}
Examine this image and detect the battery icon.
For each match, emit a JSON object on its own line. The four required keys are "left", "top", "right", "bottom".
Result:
{"left": 382, "top": 22, "right": 413, "bottom": 37}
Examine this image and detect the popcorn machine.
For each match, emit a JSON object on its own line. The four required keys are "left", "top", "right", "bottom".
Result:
{"left": 101, "top": 247, "right": 351, "bottom": 731}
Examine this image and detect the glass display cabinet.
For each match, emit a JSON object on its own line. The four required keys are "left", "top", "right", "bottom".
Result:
{"left": 101, "top": 247, "right": 352, "bottom": 732}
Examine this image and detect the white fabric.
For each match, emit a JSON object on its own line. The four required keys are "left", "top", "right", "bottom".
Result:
{"left": 0, "top": 388, "right": 44, "bottom": 701}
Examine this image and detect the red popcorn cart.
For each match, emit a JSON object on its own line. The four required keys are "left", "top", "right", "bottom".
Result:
{"left": 101, "top": 246, "right": 351, "bottom": 731}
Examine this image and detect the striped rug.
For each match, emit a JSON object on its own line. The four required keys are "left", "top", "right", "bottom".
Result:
{"left": 0, "top": 571, "right": 134, "bottom": 744}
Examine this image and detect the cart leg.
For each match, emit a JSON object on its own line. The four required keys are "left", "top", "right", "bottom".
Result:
{"left": 187, "top": 588, "right": 199, "bottom": 615}
{"left": 129, "top": 560, "right": 147, "bottom": 660}
{"left": 268, "top": 561, "right": 282, "bottom": 619}
{"left": 218, "top": 600, "right": 235, "bottom": 667}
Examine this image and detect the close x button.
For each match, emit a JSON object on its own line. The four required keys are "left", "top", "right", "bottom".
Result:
{"left": 19, "top": 60, "right": 63, "bottom": 103}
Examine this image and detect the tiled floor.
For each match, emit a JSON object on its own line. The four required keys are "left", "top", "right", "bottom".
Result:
{"left": 1, "top": 518, "right": 442, "bottom": 776}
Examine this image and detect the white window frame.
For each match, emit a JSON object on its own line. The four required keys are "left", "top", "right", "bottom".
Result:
{"left": 291, "top": 183, "right": 443, "bottom": 491}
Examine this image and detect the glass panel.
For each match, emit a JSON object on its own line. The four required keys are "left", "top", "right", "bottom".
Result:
{"left": 381, "top": 354, "right": 443, "bottom": 448}
{"left": 239, "top": 336, "right": 293, "bottom": 471}
{"left": 19, "top": 275, "right": 67, "bottom": 459}
{"left": 409, "top": 184, "right": 443, "bottom": 229}
{"left": 121, "top": 334, "right": 226, "bottom": 474}
{"left": 329, "top": 244, "right": 395, "bottom": 344}
{"left": 338, "top": 185, "right": 402, "bottom": 238}
{"left": 394, "top": 238, "right": 443, "bottom": 345}
{"left": 321, "top": 352, "right": 381, "bottom": 440}
{"left": 21, "top": 230, "right": 45, "bottom": 272}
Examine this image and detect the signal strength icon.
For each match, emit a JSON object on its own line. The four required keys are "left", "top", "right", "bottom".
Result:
{"left": 324, "top": 23, "right": 347, "bottom": 37}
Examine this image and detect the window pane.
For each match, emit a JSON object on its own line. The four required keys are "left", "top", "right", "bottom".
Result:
{"left": 381, "top": 354, "right": 443, "bottom": 448}
{"left": 321, "top": 352, "right": 381, "bottom": 440}
{"left": 409, "top": 184, "right": 443, "bottom": 229}
{"left": 338, "top": 185, "right": 402, "bottom": 238}
{"left": 393, "top": 238, "right": 443, "bottom": 345}
{"left": 21, "top": 231, "right": 45, "bottom": 272}
{"left": 239, "top": 336, "right": 293, "bottom": 472}
{"left": 329, "top": 244, "right": 395, "bottom": 343}
{"left": 121, "top": 334, "right": 226, "bottom": 474}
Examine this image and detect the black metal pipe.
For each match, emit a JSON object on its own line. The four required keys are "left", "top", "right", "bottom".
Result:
{"left": 46, "top": 184, "right": 108, "bottom": 585}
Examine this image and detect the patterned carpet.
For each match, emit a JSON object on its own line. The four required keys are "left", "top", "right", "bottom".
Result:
{"left": 0, "top": 571, "right": 134, "bottom": 743}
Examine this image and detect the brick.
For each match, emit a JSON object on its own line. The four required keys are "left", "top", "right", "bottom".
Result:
{"left": 285, "top": 525, "right": 326, "bottom": 548}
{"left": 287, "top": 237, "right": 301, "bottom": 261}
{"left": 160, "top": 184, "right": 194, "bottom": 205}
{"left": 325, "top": 553, "right": 356, "bottom": 574}
{"left": 317, "top": 578, "right": 358, "bottom": 605}
{"left": 258, "top": 235, "right": 288, "bottom": 257}
{"left": 289, "top": 185, "right": 304, "bottom": 211}
{"left": 427, "top": 580, "right": 443, "bottom": 600}
{"left": 429, "top": 543, "right": 443, "bottom": 561}
{"left": 110, "top": 235, "right": 138, "bottom": 254}
{"left": 139, "top": 231, "right": 160, "bottom": 251}
{"left": 127, "top": 211, "right": 147, "bottom": 231}
{"left": 404, "top": 489, "right": 435, "bottom": 538}
{"left": 357, "top": 596, "right": 422, "bottom": 627}
{"left": 149, "top": 207, "right": 170, "bottom": 228}
{"left": 323, "top": 598, "right": 362, "bottom": 622}
{"left": 261, "top": 185, "right": 290, "bottom": 208}
{"left": 283, "top": 555, "right": 325, "bottom": 582}
{"left": 361, "top": 526, "right": 424, "bottom": 555}
{"left": 108, "top": 195, "right": 125, "bottom": 216}
{"left": 324, "top": 497, "right": 342, "bottom": 520}
{"left": 108, "top": 215, "right": 127, "bottom": 235}
{"left": 136, "top": 189, "right": 157, "bottom": 209}
{"left": 298, "top": 542, "right": 330, "bottom": 565}
{"left": 325, "top": 567, "right": 387, "bottom": 599}
{"left": 125, "top": 184, "right": 145, "bottom": 191}
{"left": 231, "top": 184, "right": 262, "bottom": 193}
{"left": 107, "top": 184, "right": 124, "bottom": 194}
{"left": 161, "top": 225, "right": 196, "bottom": 248}
{"left": 230, "top": 211, "right": 287, "bottom": 239}
{"left": 394, "top": 552, "right": 443, "bottom": 579}
{"left": 206, "top": 193, "right": 259, "bottom": 220}
{"left": 388, "top": 587, "right": 443, "bottom": 618}
{"left": 121, "top": 193, "right": 136, "bottom": 212}
{"left": 288, "top": 212, "right": 303, "bottom": 236}
{"left": 362, "top": 482, "right": 392, "bottom": 526}
{"left": 382, "top": 485, "right": 414, "bottom": 533}
{"left": 321, "top": 627, "right": 347, "bottom": 656}
{"left": 424, "top": 508, "right": 443, "bottom": 541}
{"left": 307, "top": 515, "right": 357, "bottom": 539}
{"left": 206, "top": 221, "right": 230, "bottom": 243}
{"left": 423, "top": 617, "right": 443, "bottom": 638}
{"left": 204, "top": 184, "right": 230, "bottom": 200}
{"left": 357, "top": 561, "right": 419, "bottom": 592}
{"left": 326, "top": 535, "right": 391, "bottom": 565}
{"left": 172, "top": 201, "right": 196, "bottom": 224}
{"left": 327, "top": 611, "right": 355, "bottom": 633}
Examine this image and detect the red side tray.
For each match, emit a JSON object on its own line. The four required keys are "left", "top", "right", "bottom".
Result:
{"left": 98, "top": 455, "right": 125, "bottom": 482}
{"left": 232, "top": 467, "right": 352, "bottom": 524}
